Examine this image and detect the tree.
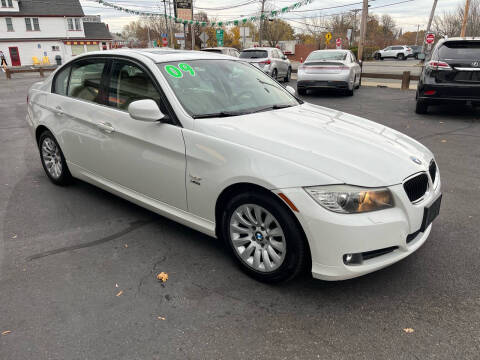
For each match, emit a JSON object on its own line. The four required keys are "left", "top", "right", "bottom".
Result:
{"left": 433, "top": 0, "right": 480, "bottom": 37}
{"left": 263, "top": 19, "right": 294, "bottom": 46}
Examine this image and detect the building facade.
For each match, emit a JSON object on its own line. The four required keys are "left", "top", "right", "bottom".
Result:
{"left": 0, "top": 0, "right": 112, "bottom": 66}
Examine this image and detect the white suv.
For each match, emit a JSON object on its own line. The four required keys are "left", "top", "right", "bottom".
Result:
{"left": 375, "top": 45, "right": 413, "bottom": 60}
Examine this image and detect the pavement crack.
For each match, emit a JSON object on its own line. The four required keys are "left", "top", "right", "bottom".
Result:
{"left": 416, "top": 121, "right": 476, "bottom": 140}
{"left": 26, "top": 219, "right": 153, "bottom": 261}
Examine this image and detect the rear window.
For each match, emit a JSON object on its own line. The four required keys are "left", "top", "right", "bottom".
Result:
{"left": 306, "top": 51, "right": 347, "bottom": 61}
{"left": 202, "top": 49, "right": 222, "bottom": 54}
{"left": 438, "top": 41, "right": 480, "bottom": 60}
{"left": 239, "top": 50, "right": 268, "bottom": 59}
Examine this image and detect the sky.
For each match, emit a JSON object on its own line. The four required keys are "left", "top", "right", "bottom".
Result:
{"left": 80, "top": 0, "right": 462, "bottom": 34}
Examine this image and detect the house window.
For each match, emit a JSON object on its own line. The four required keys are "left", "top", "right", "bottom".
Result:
{"left": 25, "top": 18, "right": 40, "bottom": 31}
{"left": 74, "top": 18, "right": 82, "bottom": 30}
{"left": 6, "top": 17, "right": 13, "bottom": 31}
{"left": 1, "top": 0, "right": 12, "bottom": 7}
{"left": 52, "top": 46, "right": 60, "bottom": 51}
{"left": 67, "top": 18, "right": 74, "bottom": 30}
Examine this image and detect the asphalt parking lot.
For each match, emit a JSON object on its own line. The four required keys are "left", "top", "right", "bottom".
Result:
{"left": 1, "top": 75, "right": 479, "bottom": 359}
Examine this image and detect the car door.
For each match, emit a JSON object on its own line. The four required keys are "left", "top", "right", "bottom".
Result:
{"left": 383, "top": 47, "right": 393, "bottom": 57}
{"left": 277, "top": 49, "right": 289, "bottom": 76}
{"left": 61, "top": 57, "right": 187, "bottom": 210}
{"left": 350, "top": 51, "right": 361, "bottom": 81}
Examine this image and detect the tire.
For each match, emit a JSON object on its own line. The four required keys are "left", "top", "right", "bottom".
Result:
{"left": 415, "top": 99, "right": 428, "bottom": 114}
{"left": 38, "top": 130, "right": 72, "bottom": 185}
{"left": 220, "top": 190, "right": 308, "bottom": 283}
{"left": 297, "top": 87, "right": 307, "bottom": 96}
{"left": 284, "top": 67, "right": 291, "bottom": 82}
{"left": 346, "top": 76, "right": 356, "bottom": 96}
{"left": 397, "top": 53, "right": 405, "bottom": 60}
{"left": 271, "top": 68, "right": 277, "bottom": 80}
{"left": 380, "top": 56, "right": 384, "bottom": 61}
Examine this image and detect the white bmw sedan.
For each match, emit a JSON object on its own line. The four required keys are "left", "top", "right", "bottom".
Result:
{"left": 27, "top": 49, "right": 441, "bottom": 283}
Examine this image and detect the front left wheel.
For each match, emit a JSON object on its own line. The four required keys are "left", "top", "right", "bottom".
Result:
{"left": 221, "top": 190, "right": 308, "bottom": 283}
{"left": 38, "top": 130, "right": 72, "bottom": 185}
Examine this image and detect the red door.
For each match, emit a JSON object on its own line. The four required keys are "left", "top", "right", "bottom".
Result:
{"left": 9, "top": 47, "right": 21, "bottom": 66}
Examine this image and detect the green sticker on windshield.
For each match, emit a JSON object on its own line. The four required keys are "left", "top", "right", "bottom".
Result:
{"left": 165, "top": 65, "right": 183, "bottom": 78}
{"left": 178, "top": 63, "right": 195, "bottom": 76}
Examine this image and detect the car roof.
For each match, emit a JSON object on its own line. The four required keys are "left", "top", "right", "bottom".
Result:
{"left": 242, "top": 47, "right": 275, "bottom": 51}
{"left": 443, "top": 37, "right": 480, "bottom": 41}
{"left": 311, "top": 49, "right": 349, "bottom": 52}
{"left": 202, "top": 47, "right": 235, "bottom": 50}
{"left": 72, "top": 48, "right": 239, "bottom": 63}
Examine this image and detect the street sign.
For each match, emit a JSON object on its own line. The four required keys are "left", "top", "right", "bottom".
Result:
{"left": 425, "top": 33, "right": 435, "bottom": 44}
{"left": 199, "top": 32, "right": 208, "bottom": 44}
{"left": 325, "top": 32, "right": 332, "bottom": 44}
{"left": 336, "top": 38, "right": 342, "bottom": 49}
{"left": 175, "top": 33, "right": 185, "bottom": 39}
{"left": 216, "top": 29, "right": 224, "bottom": 47}
{"left": 162, "top": 37, "right": 168, "bottom": 47}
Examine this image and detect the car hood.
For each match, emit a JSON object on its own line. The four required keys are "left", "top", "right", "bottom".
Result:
{"left": 194, "top": 103, "right": 433, "bottom": 187}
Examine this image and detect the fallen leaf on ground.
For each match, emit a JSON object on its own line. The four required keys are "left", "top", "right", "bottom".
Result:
{"left": 116, "top": 290, "right": 123, "bottom": 297}
{"left": 124, "top": 244, "right": 128, "bottom": 248}
{"left": 403, "top": 328, "right": 414, "bottom": 333}
{"left": 441, "top": 139, "right": 447, "bottom": 143}
{"left": 158, "top": 316, "right": 166, "bottom": 320}
{"left": 157, "top": 272, "right": 169, "bottom": 283}
{"left": 115, "top": 283, "right": 119, "bottom": 288}
{"left": 1, "top": 330, "right": 11, "bottom": 335}
{"left": 11, "top": 234, "right": 17, "bottom": 239}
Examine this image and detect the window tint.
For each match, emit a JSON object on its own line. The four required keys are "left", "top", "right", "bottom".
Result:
{"left": 53, "top": 66, "right": 71, "bottom": 96}
{"left": 307, "top": 51, "right": 347, "bottom": 61}
{"left": 239, "top": 50, "right": 268, "bottom": 59}
{"left": 108, "top": 60, "right": 165, "bottom": 112}
{"left": 438, "top": 41, "right": 480, "bottom": 60}
{"left": 68, "top": 59, "right": 106, "bottom": 104}
{"left": 392, "top": 46, "right": 403, "bottom": 50}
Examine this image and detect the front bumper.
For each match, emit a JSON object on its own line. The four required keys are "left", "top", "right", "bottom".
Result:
{"left": 276, "top": 174, "right": 441, "bottom": 281}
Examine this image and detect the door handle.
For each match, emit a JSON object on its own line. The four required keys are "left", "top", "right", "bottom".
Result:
{"left": 97, "top": 122, "right": 115, "bottom": 133}
{"left": 54, "top": 106, "right": 64, "bottom": 116}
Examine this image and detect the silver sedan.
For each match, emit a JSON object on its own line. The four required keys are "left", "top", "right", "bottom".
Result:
{"left": 297, "top": 50, "right": 362, "bottom": 96}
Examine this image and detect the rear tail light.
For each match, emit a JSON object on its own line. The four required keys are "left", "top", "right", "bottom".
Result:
{"left": 259, "top": 59, "right": 271, "bottom": 65}
{"left": 426, "top": 60, "right": 452, "bottom": 71}
{"left": 424, "top": 90, "right": 436, "bottom": 95}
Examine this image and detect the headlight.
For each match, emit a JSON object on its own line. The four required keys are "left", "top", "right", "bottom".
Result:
{"left": 304, "top": 185, "right": 394, "bottom": 214}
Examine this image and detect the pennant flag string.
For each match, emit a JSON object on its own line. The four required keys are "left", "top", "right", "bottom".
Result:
{"left": 94, "top": 0, "right": 315, "bottom": 27}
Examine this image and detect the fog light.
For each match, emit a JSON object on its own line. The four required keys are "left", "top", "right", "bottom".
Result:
{"left": 343, "top": 253, "right": 363, "bottom": 265}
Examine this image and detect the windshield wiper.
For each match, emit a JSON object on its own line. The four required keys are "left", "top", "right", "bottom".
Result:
{"left": 192, "top": 110, "right": 247, "bottom": 119}
{"left": 249, "top": 104, "right": 295, "bottom": 114}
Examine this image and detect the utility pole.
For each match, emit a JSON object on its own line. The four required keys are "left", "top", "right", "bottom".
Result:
{"left": 421, "top": 0, "right": 438, "bottom": 55}
{"left": 358, "top": 0, "right": 368, "bottom": 61}
{"left": 460, "top": 0, "right": 470, "bottom": 37}
{"left": 259, "top": 0, "right": 266, "bottom": 46}
{"left": 415, "top": 24, "right": 420, "bottom": 45}
{"left": 163, "top": 0, "right": 168, "bottom": 45}
{"left": 191, "top": 0, "right": 195, "bottom": 50}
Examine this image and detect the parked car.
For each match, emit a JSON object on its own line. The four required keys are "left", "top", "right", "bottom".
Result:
{"left": 201, "top": 47, "right": 240, "bottom": 57}
{"left": 375, "top": 45, "right": 413, "bottom": 60}
{"left": 27, "top": 49, "right": 441, "bottom": 283}
{"left": 239, "top": 47, "right": 291, "bottom": 82}
{"left": 297, "top": 49, "right": 361, "bottom": 96}
{"left": 415, "top": 37, "right": 480, "bottom": 114}
{"left": 408, "top": 45, "right": 423, "bottom": 59}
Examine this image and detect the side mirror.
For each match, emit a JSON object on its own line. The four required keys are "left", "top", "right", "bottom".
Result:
{"left": 285, "top": 85, "right": 296, "bottom": 96}
{"left": 417, "top": 53, "right": 426, "bottom": 60}
{"left": 282, "top": 55, "right": 287, "bottom": 60}
{"left": 128, "top": 99, "right": 165, "bottom": 122}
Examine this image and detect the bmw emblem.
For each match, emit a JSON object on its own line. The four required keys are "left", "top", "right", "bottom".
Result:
{"left": 410, "top": 156, "right": 422, "bottom": 165}
{"left": 255, "top": 232, "right": 264, "bottom": 241}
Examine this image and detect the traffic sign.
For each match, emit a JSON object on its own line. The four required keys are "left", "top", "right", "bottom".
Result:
{"left": 425, "top": 33, "right": 435, "bottom": 44}
{"left": 162, "top": 36, "right": 168, "bottom": 47}
{"left": 336, "top": 38, "right": 342, "bottom": 49}
{"left": 199, "top": 32, "right": 209, "bottom": 44}
{"left": 325, "top": 32, "right": 332, "bottom": 44}
{"left": 216, "top": 29, "right": 224, "bottom": 47}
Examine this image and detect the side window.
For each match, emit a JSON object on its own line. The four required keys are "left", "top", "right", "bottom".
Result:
{"left": 108, "top": 60, "right": 166, "bottom": 113}
{"left": 385, "top": 47, "right": 392, "bottom": 51}
{"left": 53, "top": 65, "right": 71, "bottom": 95}
{"left": 68, "top": 59, "right": 106, "bottom": 104}
{"left": 278, "top": 50, "right": 285, "bottom": 58}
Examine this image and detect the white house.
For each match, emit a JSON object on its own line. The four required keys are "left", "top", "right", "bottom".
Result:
{"left": 0, "top": 0, "right": 113, "bottom": 66}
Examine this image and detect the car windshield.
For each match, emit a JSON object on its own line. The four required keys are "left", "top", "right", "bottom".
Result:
{"left": 239, "top": 50, "right": 268, "bottom": 59}
{"left": 307, "top": 51, "right": 347, "bottom": 61}
{"left": 158, "top": 60, "right": 299, "bottom": 118}
{"left": 438, "top": 41, "right": 480, "bottom": 60}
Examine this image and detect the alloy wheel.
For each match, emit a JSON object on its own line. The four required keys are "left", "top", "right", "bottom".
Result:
{"left": 41, "top": 137, "right": 63, "bottom": 179}
{"left": 229, "top": 204, "right": 286, "bottom": 272}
